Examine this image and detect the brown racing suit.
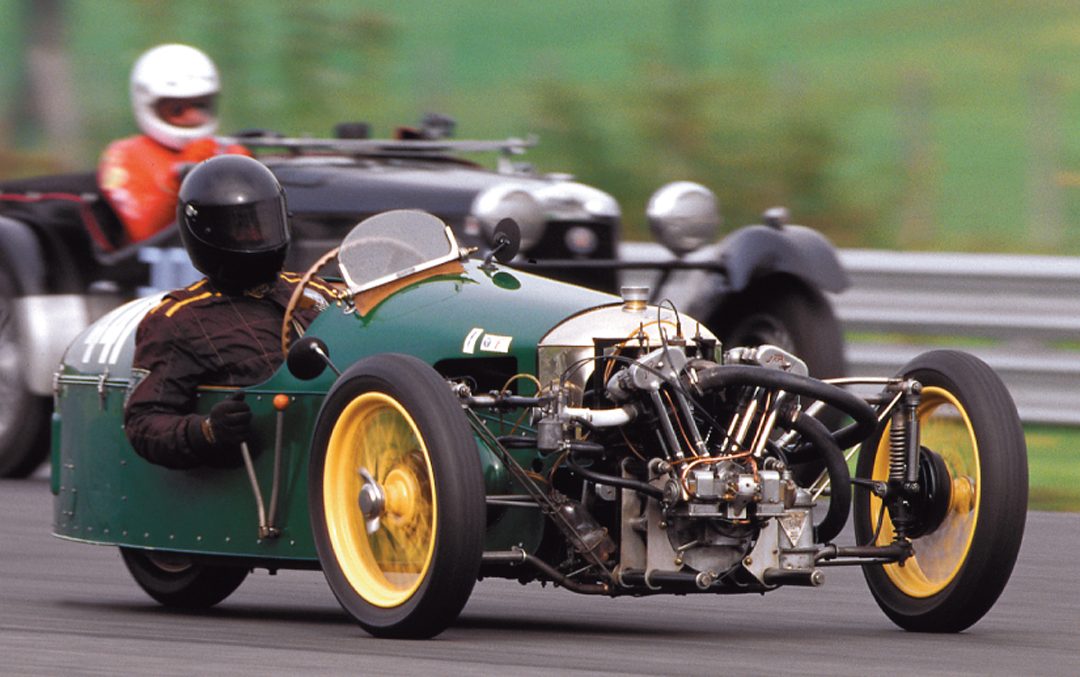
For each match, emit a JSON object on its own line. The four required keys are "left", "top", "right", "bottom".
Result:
{"left": 123, "top": 272, "right": 335, "bottom": 469}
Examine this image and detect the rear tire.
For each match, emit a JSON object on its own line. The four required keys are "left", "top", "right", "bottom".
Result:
{"left": 119, "top": 548, "right": 249, "bottom": 608}
{"left": 853, "top": 350, "right": 1027, "bottom": 632}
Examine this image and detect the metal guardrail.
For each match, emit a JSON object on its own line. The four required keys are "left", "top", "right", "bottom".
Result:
{"left": 835, "top": 250, "right": 1080, "bottom": 427}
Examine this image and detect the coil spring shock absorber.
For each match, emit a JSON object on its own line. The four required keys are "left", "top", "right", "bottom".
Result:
{"left": 887, "top": 380, "right": 922, "bottom": 540}
{"left": 888, "top": 409, "right": 907, "bottom": 484}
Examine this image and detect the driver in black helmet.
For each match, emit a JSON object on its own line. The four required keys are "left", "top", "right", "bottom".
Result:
{"left": 124, "top": 154, "right": 335, "bottom": 469}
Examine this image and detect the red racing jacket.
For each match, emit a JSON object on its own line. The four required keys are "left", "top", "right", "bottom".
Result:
{"left": 98, "top": 135, "right": 251, "bottom": 245}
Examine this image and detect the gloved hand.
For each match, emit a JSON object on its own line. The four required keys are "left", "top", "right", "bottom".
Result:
{"left": 183, "top": 390, "right": 253, "bottom": 468}
{"left": 204, "top": 389, "right": 252, "bottom": 447}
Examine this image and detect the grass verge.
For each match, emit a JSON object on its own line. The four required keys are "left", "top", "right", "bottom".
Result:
{"left": 1024, "top": 424, "right": 1080, "bottom": 512}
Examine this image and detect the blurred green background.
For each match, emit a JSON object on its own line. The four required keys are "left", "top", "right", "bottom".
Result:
{"left": 2, "top": 1, "right": 1076, "bottom": 507}
{"left": 6, "top": 0, "right": 1080, "bottom": 249}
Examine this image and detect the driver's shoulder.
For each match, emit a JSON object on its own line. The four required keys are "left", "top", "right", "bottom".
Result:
{"left": 277, "top": 271, "right": 335, "bottom": 307}
{"left": 149, "top": 279, "right": 222, "bottom": 319}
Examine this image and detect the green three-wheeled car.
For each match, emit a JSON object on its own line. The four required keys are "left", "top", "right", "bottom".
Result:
{"left": 53, "top": 210, "right": 1027, "bottom": 638}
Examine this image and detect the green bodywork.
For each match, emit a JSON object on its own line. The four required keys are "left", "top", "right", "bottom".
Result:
{"left": 52, "top": 259, "right": 616, "bottom": 567}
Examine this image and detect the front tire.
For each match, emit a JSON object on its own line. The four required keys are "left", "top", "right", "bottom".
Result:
{"left": 853, "top": 350, "right": 1027, "bottom": 632}
{"left": 119, "top": 547, "right": 249, "bottom": 608}
{"left": 309, "top": 353, "right": 485, "bottom": 639}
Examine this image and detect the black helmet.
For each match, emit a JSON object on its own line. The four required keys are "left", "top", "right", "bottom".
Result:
{"left": 177, "top": 155, "right": 290, "bottom": 288}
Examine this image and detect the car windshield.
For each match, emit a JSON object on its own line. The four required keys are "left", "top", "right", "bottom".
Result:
{"left": 337, "top": 210, "right": 461, "bottom": 293}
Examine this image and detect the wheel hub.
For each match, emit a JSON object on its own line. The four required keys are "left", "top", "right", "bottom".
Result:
{"left": 357, "top": 464, "right": 423, "bottom": 534}
{"left": 950, "top": 475, "right": 976, "bottom": 514}
{"left": 357, "top": 468, "right": 385, "bottom": 534}
{"left": 382, "top": 467, "right": 420, "bottom": 525}
{"left": 905, "top": 446, "right": 953, "bottom": 539}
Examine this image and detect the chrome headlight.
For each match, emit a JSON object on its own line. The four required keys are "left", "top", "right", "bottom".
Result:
{"left": 469, "top": 184, "right": 545, "bottom": 251}
{"left": 533, "top": 178, "right": 620, "bottom": 221}
{"left": 646, "top": 181, "right": 721, "bottom": 256}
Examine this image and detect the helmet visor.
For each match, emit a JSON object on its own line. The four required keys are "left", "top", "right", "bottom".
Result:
{"left": 183, "top": 197, "right": 289, "bottom": 253}
{"left": 155, "top": 94, "right": 216, "bottom": 128}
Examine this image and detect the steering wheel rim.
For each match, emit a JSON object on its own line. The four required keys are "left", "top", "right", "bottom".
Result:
{"left": 281, "top": 246, "right": 339, "bottom": 360}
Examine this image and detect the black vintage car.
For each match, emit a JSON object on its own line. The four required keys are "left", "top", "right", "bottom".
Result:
{"left": 0, "top": 119, "right": 847, "bottom": 477}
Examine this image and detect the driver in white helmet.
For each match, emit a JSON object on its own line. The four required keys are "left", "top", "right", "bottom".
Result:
{"left": 98, "top": 44, "right": 250, "bottom": 245}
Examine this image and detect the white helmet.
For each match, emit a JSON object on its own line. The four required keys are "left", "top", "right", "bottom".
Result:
{"left": 129, "top": 44, "right": 220, "bottom": 150}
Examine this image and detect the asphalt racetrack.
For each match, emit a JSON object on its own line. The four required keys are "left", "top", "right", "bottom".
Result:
{"left": 3, "top": 476, "right": 1077, "bottom": 676}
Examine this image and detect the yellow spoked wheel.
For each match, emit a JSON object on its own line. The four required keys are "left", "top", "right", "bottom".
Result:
{"left": 324, "top": 393, "right": 436, "bottom": 607}
{"left": 867, "top": 386, "right": 978, "bottom": 598}
{"left": 853, "top": 350, "right": 1027, "bottom": 633}
{"left": 310, "top": 354, "right": 484, "bottom": 639}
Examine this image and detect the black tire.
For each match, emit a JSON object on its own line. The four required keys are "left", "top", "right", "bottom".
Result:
{"left": 0, "top": 267, "right": 51, "bottom": 478}
{"left": 119, "top": 547, "right": 249, "bottom": 608}
{"left": 852, "top": 350, "right": 1027, "bottom": 632}
{"left": 309, "top": 353, "right": 485, "bottom": 639}
{"left": 710, "top": 275, "right": 846, "bottom": 381}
